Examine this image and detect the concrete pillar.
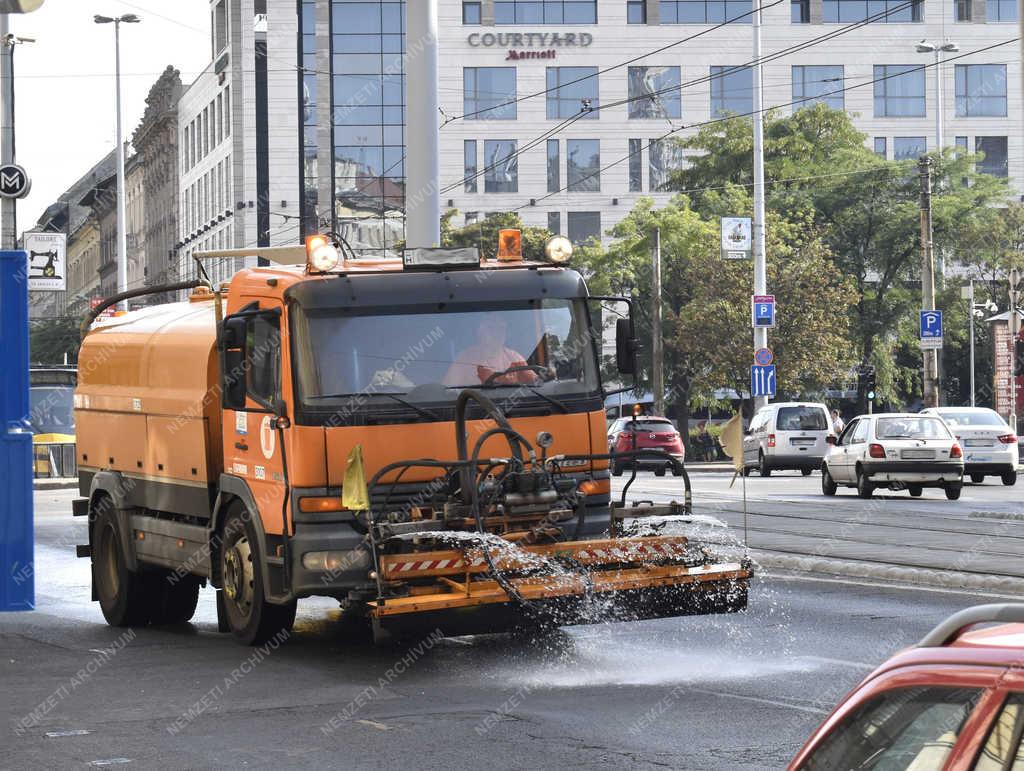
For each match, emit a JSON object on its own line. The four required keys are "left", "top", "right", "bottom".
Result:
{"left": 405, "top": 0, "right": 441, "bottom": 248}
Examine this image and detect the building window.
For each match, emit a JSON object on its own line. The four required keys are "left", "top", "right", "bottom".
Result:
{"left": 987, "top": 0, "right": 1017, "bottom": 19}
{"left": 567, "top": 211, "right": 601, "bottom": 245}
{"left": 567, "top": 139, "right": 600, "bottom": 192}
{"left": 547, "top": 139, "right": 560, "bottom": 193}
{"left": 873, "top": 65, "right": 926, "bottom": 117}
{"left": 483, "top": 140, "right": 518, "bottom": 192}
{"left": 546, "top": 67, "right": 600, "bottom": 119}
{"left": 627, "top": 0, "right": 647, "bottom": 22}
{"left": 954, "top": 0, "right": 971, "bottom": 20}
{"left": 464, "top": 140, "right": 478, "bottom": 193}
{"left": 710, "top": 66, "right": 753, "bottom": 117}
{"left": 893, "top": 136, "right": 926, "bottom": 159}
{"left": 955, "top": 136, "right": 968, "bottom": 153}
{"left": 628, "top": 66, "right": 682, "bottom": 119}
{"left": 494, "top": 0, "right": 598, "bottom": 23}
{"left": 955, "top": 64, "right": 1007, "bottom": 117}
{"left": 629, "top": 138, "right": 643, "bottom": 191}
{"left": 873, "top": 136, "right": 887, "bottom": 157}
{"left": 547, "top": 211, "right": 561, "bottom": 234}
{"left": 464, "top": 68, "right": 517, "bottom": 120}
{"left": 660, "top": 0, "right": 752, "bottom": 23}
{"left": 976, "top": 136, "right": 1008, "bottom": 177}
{"left": 792, "top": 65, "right": 845, "bottom": 110}
{"left": 649, "top": 138, "right": 682, "bottom": 190}
{"left": 213, "top": 0, "right": 228, "bottom": 55}
{"left": 792, "top": 0, "right": 810, "bottom": 21}
{"left": 463, "top": 1, "right": 482, "bottom": 23}
{"left": 823, "top": 0, "right": 922, "bottom": 20}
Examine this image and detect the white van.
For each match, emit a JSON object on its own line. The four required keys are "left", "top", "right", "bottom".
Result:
{"left": 742, "top": 402, "right": 833, "bottom": 477}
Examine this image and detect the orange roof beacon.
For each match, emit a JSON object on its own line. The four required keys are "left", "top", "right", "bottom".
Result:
{"left": 72, "top": 235, "right": 752, "bottom": 645}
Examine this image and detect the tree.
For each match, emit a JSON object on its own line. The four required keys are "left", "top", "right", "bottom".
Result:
{"left": 30, "top": 317, "right": 79, "bottom": 366}
{"left": 665, "top": 104, "right": 1012, "bottom": 409}
{"left": 440, "top": 210, "right": 552, "bottom": 260}
{"left": 575, "top": 195, "right": 855, "bottom": 445}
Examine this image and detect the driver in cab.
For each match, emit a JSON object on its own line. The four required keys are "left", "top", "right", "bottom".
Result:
{"left": 443, "top": 316, "right": 539, "bottom": 386}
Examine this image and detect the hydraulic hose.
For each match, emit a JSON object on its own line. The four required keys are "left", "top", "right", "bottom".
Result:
{"left": 454, "top": 389, "right": 527, "bottom": 504}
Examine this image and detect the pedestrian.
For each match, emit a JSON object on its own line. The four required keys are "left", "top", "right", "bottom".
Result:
{"left": 831, "top": 409, "right": 845, "bottom": 435}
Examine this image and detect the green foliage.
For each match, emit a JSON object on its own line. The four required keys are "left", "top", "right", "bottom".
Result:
{"left": 30, "top": 317, "right": 79, "bottom": 367}
{"left": 440, "top": 210, "right": 552, "bottom": 261}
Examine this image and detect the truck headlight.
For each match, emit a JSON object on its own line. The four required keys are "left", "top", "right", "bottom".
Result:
{"left": 544, "top": 235, "right": 573, "bottom": 264}
{"left": 306, "top": 234, "right": 340, "bottom": 273}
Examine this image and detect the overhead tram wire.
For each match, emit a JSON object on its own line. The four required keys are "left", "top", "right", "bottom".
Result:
{"left": 446, "top": 0, "right": 789, "bottom": 123}
{"left": 441, "top": 0, "right": 936, "bottom": 196}
{"left": 510, "top": 37, "right": 1019, "bottom": 213}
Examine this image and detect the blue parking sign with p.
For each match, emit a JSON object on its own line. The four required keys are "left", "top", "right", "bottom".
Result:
{"left": 752, "top": 295, "right": 775, "bottom": 328}
{"left": 920, "top": 310, "right": 942, "bottom": 339}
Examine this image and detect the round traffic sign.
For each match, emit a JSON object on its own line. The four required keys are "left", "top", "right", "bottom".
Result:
{"left": 0, "top": 163, "right": 31, "bottom": 199}
{"left": 754, "top": 347, "right": 774, "bottom": 366}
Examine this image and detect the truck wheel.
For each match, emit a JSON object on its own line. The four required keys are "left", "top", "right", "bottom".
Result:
{"left": 970, "top": 473, "right": 984, "bottom": 484}
{"left": 150, "top": 574, "right": 201, "bottom": 625}
{"left": 611, "top": 462, "right": 623, "bottom": 476}
{"left": 1002, "top": 470, "right": 1017, "bottom": 486}
{"left": 758, "top": 453, "right": 771, "bottom": 477}
{"left": 219, "top": 505, "right": 296, "bottom": 646}
{"left": 856, "top": 467, "right": 873, "bottom": 499}
{"left": 92, "top": 499, "right": 154, "bottom": 627}
{"left": 945, "top": 484, "right": 962, "bottom": 501}
{"left": 821, "top": 466, "right": 837, "bottom": 496}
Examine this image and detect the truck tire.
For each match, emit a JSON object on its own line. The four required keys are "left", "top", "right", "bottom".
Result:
{"left": 92, "top": 498, "right": 155, "bottom": 627}
{"left": 150, "top": 574, "right": 201, "bottom": 625}
{"left": 219, "top": 504, "right": 296, "bottom": 646}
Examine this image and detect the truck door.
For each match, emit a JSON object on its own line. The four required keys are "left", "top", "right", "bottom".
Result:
{"left": 222, "top": 301, "right": 289, "bottom": 537}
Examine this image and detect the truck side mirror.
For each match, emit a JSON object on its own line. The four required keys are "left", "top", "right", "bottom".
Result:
{"left": 615, "top": 318, "right": 639, "bottom": 375}
{"left": 220, "top": 316, "right": 248, "bottom": 411}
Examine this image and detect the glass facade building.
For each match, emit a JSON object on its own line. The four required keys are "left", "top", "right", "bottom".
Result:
{"left": 301, "top": 0, "right": 407, "bottom": 254}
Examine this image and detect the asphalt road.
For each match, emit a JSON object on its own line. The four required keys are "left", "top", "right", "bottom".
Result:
{"left": 616, "top": 469, "right": 1024, "bottom": 579}
{"left": 0, "top": 489, "right": 1015, "bottom": 770}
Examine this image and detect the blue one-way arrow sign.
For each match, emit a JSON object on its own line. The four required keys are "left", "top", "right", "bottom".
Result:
{"left": 751, "top": 364, "right": 776, "bottom": 397}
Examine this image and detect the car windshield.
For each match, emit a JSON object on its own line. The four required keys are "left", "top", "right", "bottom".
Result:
{"left": 936, "top": 410, "right": 1007, "bottom": 428}
{"left": 623, "top": 420, "right": 675, "bottom": 432}
{"left": 777, "top": 406, "right": 827, "bottom": 431}
{"left": 875, "top": 417, "right": 951, "bottom": 440}
{"left": 291, "top": 298, "right": 599, "bottom": 410}
{"left": 29, "top": 386, "right": 75, "bottom": 435}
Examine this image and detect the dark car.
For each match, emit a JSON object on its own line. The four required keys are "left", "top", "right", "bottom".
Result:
{"left": 607, "top": 416, "right": 684, "bottom": 476}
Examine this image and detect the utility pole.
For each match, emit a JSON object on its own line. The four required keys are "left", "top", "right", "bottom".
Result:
{"left": 968, "top": 280, "right": 976, "bottom": 407}
{"left": 405, "top": 0, "right": 440, "bottom": 249}
{"left": 651, "top": 227, "right": 664, "bottom": 417}
{"left": 751, "top": 1, "right": 768, "bottom": 409}
{"left": 918, "top": 156, "right": 939, "bottom": 408}
{"left": 1010, "top": 269, "right": 1021, "bottom": 433}
{"left": 0, "top": 14, "right": 15, "bottom": 249}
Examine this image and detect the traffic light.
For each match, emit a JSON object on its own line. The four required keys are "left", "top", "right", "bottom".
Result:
{"left": 858, "top": 365, "right": 876, "bottom": 401}
{"left": 1015, "top": 338, "right": 1024, "bottom": 377}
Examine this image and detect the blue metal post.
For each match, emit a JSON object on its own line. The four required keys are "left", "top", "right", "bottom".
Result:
{"left": 0, "top": 249, "right": 34, "bottom": 611}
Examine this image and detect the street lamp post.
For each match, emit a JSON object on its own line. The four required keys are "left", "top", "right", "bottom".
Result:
{"left": 964, "top": 280, "right": 998, "bottom": 407}
{"left": 94, "top": 13, "right": 139, "bottom": 311}
{"left": 916, "top": 40, "right": 959, "bottom": 152}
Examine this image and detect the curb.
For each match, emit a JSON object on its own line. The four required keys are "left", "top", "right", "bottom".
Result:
{"left": 753, "top": 551, "right": 1024, "bottom": 595}
{"left": 33, "top": 478, "right": 79, "bottom": 491}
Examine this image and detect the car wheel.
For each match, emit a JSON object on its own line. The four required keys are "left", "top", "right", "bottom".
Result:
{"left": 908, "top": 485, "right": 923, "bottom": 497}
{"left": 758, "top": 453, "right": 771, "bottom": 478}
{"left": 741, "top": 465, "right": 752, "bottom": 477}
{"left": 611, "top": 462, "right": 623, "bottom": 477}
{"left": 801, "top": 468, "right": 812, "bottom": 477}
{"left": 821, "top": 466, "right": 837, "bottom": 496}
{"left": 654, "top": 466, "right": 666, "bottom": 477}
{"left": 945, "top": 484, "right": 962, "bottom": 501}
{"left": 1002, "top": 470, "right": 1017, "bottom": 486}
{"left": 970, "top": 473, "right": 984, "bottom": 484}
{"left": 856, "top": 467, "right": 873, "bottom": 499}
{"left": 672, "top": 464, "right": 683, "bottom": 477}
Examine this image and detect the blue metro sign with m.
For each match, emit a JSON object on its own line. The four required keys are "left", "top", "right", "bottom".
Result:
{"left": 920, "top": 310, "right": 943, "bottom": 339}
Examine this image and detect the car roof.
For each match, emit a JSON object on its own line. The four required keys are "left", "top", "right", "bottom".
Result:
{"left": 761, "top": 402, "right": 827, "bottom": 409}
{"left": 850, "top": 412, "right": 941, "bottom": 420}
{"left": 924, "top": 406, "right": 999, "bottom": 414}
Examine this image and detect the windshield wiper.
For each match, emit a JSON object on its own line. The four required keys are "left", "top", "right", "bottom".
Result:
{"left": 523, "top": 387, "right": 569, "bottom": 414}
{"left": 309, "top": 392, "right": 441, "bottom": 421}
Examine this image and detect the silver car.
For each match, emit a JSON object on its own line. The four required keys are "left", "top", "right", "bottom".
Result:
{"left": 821, "top": 413, "right": 965, "bottom": 500}
{"left": 920, "top": 407, "right": 1017, "bottom": 486}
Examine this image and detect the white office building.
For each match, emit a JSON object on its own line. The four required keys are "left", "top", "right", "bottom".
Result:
{"left": 191, "top": 0, "right": 1022, "bottom": 254}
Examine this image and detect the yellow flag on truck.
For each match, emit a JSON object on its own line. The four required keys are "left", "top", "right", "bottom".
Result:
{"left": 342, "top": 444, "right": 371, "bottom": 510}
{"left": 719, "top": 412, "right": 745, "bottom": 472}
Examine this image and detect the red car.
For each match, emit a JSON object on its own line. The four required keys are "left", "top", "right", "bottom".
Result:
{"left": 607, "top": 415, "right": 685, "bottom": 476}
{"left": 789, "top": 603, "right": 1024, "bottom": 771}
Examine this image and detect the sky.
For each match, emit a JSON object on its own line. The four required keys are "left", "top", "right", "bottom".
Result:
{"left": 11, "top": 0, "right": 211, "bottom": 228}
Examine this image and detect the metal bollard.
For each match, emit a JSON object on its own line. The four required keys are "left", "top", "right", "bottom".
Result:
{"left": 0, "top": 249, "right": 34, "bottom": 611}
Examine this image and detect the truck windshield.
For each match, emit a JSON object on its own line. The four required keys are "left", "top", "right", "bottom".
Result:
{"left": 292, "top": 298, "right": 600, "bottom": 415}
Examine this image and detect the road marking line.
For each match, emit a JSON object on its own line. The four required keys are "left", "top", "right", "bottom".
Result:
{"left": 357, "top": 719, "right": 394, "bottom": 731}
{"left": 45, "top": 729, "right": 91, "bottom": 737}
{"left": 87, "top": 760, "right": 132, "bottom": 767}
{"left": 687, "top": 687, "right": 829, "bottom": 715}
